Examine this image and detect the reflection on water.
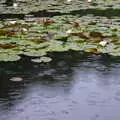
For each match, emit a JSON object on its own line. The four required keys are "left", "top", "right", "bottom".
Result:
{"left": 0, "top": 51, "right": 120, "bottom": 120}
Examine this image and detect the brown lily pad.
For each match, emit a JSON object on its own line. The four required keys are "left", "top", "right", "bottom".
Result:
{"left": 71, "top": 32, "right": 89, "bottom": 39}
{"left": 0, "top": 29, "right": 15, "bottom": 36}
{"left": 0, "top": 44, "right": 16, "bottom": 49}
{"left": 88, "top": 21, "right": 97, "bottom": 25}
{"left": 66, "top": 21, "right": 80, "bottom": 27}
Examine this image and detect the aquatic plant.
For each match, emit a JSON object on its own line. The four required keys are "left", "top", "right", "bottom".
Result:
{"left": 0, "top": 15, "right": 120, "bottom": 62}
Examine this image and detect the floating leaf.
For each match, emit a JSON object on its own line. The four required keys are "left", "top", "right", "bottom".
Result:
{"left": 66, "top": 21, "right": 79, "bottom": 27}
{"left": 71, "top": 32, "right": 89, "bottom": 39}
{"left": 31, "top": 56, "right": 52, "bottom": 63}
{"left": 0, "top": 54, "right": 21, "bottom": 61}
{"left": 0, "top": 43, "right": 16, "bottom": 49}
{"left": 0, "top": 29, "right": 15, "bottom": 36}
{"left": 23, "top": 50, "right": 47, "bottom": 57}
{"left": 89, "top": 31, "right": 103, "bottom": 38}
{"left": 85, "top": 48, "right": 101, "bottom": 54}
{"left": 88, "top": 21, "right": 97, "bottom": 25}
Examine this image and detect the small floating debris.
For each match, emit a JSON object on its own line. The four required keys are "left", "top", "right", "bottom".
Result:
{"left": 9, "top": 77, "right": 23, "bottom": 82}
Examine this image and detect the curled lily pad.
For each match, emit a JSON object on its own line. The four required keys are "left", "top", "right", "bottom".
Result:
{"left": 85, "top": 48, "right": 101, "bottom": 54}
{"left": 31, "top": 56, "right": 52, "bottom": 63}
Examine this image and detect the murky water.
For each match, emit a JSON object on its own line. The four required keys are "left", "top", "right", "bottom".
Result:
{"left": 0, "top": 52, "right": 120, "bottom": 120}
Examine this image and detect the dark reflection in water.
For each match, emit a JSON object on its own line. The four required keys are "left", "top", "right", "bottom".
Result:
{"left": 0, "top": 51, "right": 120, "bottom": 120}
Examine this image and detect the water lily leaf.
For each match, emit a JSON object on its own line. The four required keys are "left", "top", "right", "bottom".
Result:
{"left": 71, "top": 32, "right": 89, "bottom": 39}
{"left": 64, "top": 42, "right": 81, "bottom": 51}
{"left": 0, "top": 54, "right": 21, "bottom": 61}
{"left": 85, "top": 48, "right": 101, "bottom": 54}
{"left": 110, "top": 52, "right": 120, "bottom": 56}
{"left": 88, "top": 21, "right": 97, "bottom": 25}
{"left": 40, "top": 32, "right": 55, "bottom": 41}
{"left": 0, "top": 29, "right": 15, "bottom": 36}
{"left": 47, "top": 40, "right": 67, "bottom": 52}
{"left": 89, "top": 31, "right": 103, "bottom": 38}
{"left": 23, "top": 50, "right": 47, "bottom": 57}
{"left": 112, "top": 41, "right": 120, "bottom": 45}
{"left": 56, "top": 36, "right": 68, "bottom": 42}
{"left": 31, "top": 56, "right": 52, "bottom": 63}
{"left": 66, "top": 21, "right": 79, "bottom": 27}
{"left": 0, "top": 43, "right": 16, "bottom": 49}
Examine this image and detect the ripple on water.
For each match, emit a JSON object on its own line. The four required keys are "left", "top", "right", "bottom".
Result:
{"left": 0, "top": 52, "right": 120, "bottom": 120}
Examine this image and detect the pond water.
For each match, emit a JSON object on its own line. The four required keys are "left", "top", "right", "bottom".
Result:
{"left": 0, "top": 52, "right": 120, "bottom": 120}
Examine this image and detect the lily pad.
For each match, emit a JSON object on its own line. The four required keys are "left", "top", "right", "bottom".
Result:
{"left": 31, "top": 56, "right": 52, "bottom": 63}
{"left": 23, "top": 50, "right": 47, "bottom": 57}
{"left": 0, "top": 54, "right": 21, "bottom": 61}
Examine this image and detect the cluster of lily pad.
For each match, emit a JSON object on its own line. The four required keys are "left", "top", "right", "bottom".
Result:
{"left": 1, "top": 0, "right": 120, "bottom": 14}
{"left": 0, "top": 15, "right": 120, "bottom": 62}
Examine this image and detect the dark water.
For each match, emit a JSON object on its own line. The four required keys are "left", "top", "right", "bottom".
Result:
{"left": 0, "top": 52, "right": 120, "bottom": 120}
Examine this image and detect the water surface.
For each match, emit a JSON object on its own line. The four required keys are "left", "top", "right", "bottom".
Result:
{"left": 0, "top": 52, "right": 120, "bottom": 120}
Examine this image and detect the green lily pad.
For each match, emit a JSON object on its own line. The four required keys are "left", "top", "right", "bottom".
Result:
{"left": 0, "top": 54, "right": 21, "bottom": 61}
{"left": 23, "top": 50, "right": 47, "bottom": 57}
